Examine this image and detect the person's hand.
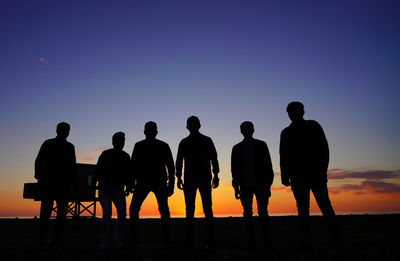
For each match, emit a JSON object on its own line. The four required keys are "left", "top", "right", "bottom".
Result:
{"left": 282, "top": 178, "right": 291, "bottom": 187}
{"left": 177, "top": 178, "right": 184, "bottom": 190}
{"left": 124, "top": 183, "right": 134, "bottom": 196}
{"left": 167, "top": 183, "right": 174, "bottom": 197}
{"left": 212, "top": 175, "right": 219, "bottom": 189}
{"left": 34, "top": 171, "right": 42, "bottom": 181}
{"left": 234, "top": 187, "right": 240, "bottom": 199}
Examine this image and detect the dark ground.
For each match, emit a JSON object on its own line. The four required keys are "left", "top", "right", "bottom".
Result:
{"left": 0, "top": 215, "right": 399, "bottom": 261}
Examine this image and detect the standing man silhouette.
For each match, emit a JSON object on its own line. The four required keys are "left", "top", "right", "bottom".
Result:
{"left": 96, "top": 132, "right": 130, "bottom": 249}
{"left": 34, "top": 122, "right": 76, "bottom": 248}
{"left": 280, "top": 101, "right": 340, "bottom": 250}
{"left": 176, "top": 116, "right": 220, "bottom": 250}
{"left": 231, "top": 121, "right": 274, "bottom": 249}
{"left": 129, "top": 121, "right": 175, "bottom": 248}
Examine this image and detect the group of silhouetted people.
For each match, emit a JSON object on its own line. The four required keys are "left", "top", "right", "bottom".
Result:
{"left": 34, "top": 101, "right": 342, "bottom": 252}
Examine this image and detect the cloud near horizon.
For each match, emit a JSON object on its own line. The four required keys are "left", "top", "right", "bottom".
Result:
{"left": 327, "top": 169, "right": 400, "bottom": 196}
{"left": 328, "top": 169, "right": 400, "bottom": 180}
{"left": 273, "top": 169, "right": 400, "bottom": 196}
{"left": 76, "top": 149, "right": 103, "bottom": 164}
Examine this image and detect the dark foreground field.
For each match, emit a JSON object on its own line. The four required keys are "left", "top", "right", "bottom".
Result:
{"left": 0, "top": 215, "right": 399, "bottom": 261}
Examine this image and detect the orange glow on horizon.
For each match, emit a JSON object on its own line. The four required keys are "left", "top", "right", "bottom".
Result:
{"left": 1, "top": 185, "right": 400, "bottom": 218}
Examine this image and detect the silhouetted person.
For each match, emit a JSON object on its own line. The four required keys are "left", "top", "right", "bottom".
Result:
{"left": 96, "top": 132, "right": 130, "bottom": 249}
{"left": 231, "top": 121, "right": 274, "bottom": 249}
{"left": 34, "top": 122, "right": 76, "bottom": 248}
{"left": 176, "top": 116, "right": 220, "bottom": 250}
{"left": 128, "top": 121, "right": 175, "bottom": 248}
{"left": 280, "top": 101, "right": 340, "bottom": 250}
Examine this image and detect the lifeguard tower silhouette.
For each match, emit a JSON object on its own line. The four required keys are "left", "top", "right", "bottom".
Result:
{"left": 23, "top": 163, "right": 98, "bottom": 218}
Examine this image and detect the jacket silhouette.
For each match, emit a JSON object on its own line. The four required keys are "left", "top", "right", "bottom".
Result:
{"left": 131, "top": 138, "right": 175, "bottom": 188}
{"left": 231, "top": 139, "right": 274, "bottom": 190}
{"left": 176, "top": 132, "right": 219, "bottom": 185}
{"left": 35, "top": 134, "right": 76, "bottom": 199}
{"left": 96, "top": 144, "right": 130, "bottom": 193}
{"left": 280, "top": 119, "right": 329, "bottom": 185}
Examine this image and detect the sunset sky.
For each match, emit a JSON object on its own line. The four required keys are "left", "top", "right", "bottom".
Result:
{"left": 1, "top": 0, "right": 399, "bottom": 217}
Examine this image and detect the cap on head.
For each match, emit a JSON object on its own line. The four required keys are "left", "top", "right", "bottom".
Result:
{"left": 286, "top": 101, "right": 305, "bottom": 122}
{"left": 56, "top": 122, "right": 70, "bottom": 139}
{"left": 240, "top": 121, "right": 254, "bottom": 138}
{"left": 186, "top": 116, "right": 201, "bottom": 132}
{"left": 144, "top": 121, "right": 158, "bottom": 138}
{"left": 112, "top": 131, "right": 125, "bottom": 149}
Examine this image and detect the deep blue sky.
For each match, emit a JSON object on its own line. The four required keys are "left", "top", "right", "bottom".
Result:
{"left": 1, "top": 0, "right": 399, "bottom": 193}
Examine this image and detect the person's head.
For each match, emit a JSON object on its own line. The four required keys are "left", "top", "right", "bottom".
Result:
{"left": 240, "top": 121, "right": 254, "bottom": 139}
{"left": 186, "top": 116, "right": 201, "bottom": 133}
{"left": 286, "top": 101, "right": 305, "bottom": 123}
{"left": 112, "top": 132, "right": 125, "bottom": 150}
{"left": 144, "top": 121, "right": 158, "bottom": 138}
{"left": 56, "top": 122, "right": 70, "bottom": 140}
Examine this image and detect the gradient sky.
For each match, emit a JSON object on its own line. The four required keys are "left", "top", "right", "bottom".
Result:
{"left": 1, "top": 0, "right": 399, "bottom": 217}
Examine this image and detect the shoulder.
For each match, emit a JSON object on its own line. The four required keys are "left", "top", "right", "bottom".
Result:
{"left": 281, "top": 126, "right": 291, "bottom": 135}
{"left": 306, "top": 120, "right": 321, "bottom": 126}
{"left": 232, "top": 142, "right": 242, "bottom": 151}
{"left": 134, "top": 139, "right": 146, "bottom": 148}
{"left": 121, "top": 150, "right": 130, "bottom": 158}
{"left": 201, "top": 134, "right": 213, "bottom": 143}
{"left": 100, "top": 148, "right": 113, "bottom": 156}
{"left": 306, "top": 120, "right": 323, "bottom": 131}
{"left": 179, "top": 136, "right": 189, "bottom": 145}
{"left": 157, "top": 139, "right": 171, "bottom": 148}
{"left": 66, "top": 141, "right": 74, "bottom": 149}
{"left": 42, "top": 138, "right": 56, "bottom": 146}
{"left": 254, "top": 139, "right": 267, "bottom": 147}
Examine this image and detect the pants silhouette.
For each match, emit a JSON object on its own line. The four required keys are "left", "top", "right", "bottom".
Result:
{"left": 240, "top": 187, "right": 270, "bottom": 245}
{"left": 129, "top": 184, "right": 171, "bottom": 245}
{"left": 39, "top": 200, "right": 67, "bottom": 246}
{"left": 183, "top": 181, "right": 214, "bottom": 247}
{"left": 99, "top": 189, "right": 126, "bottom": 247}
{"left": 291, "top": 181, "right": 339, "bottom": 244}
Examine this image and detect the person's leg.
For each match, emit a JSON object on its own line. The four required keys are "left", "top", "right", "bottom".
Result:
{"left": 52, "top": 200, "right": 67, "bottom": 245}
{"left": 99, "top": 189, "right": 112, "bottom": 249}
{"left": 311, "top": 182, "right": 341, "bottom": 244}
{"left": 255, "top": 188, "right": 272, "bottom": 247}
{"left": 153, "top": 186, "right": 171, "bottom": 247}
{"left": 199, "top": 183, "right": 215, "bottom": 249}
{"left": 129, "top": 185, "right": 150, "bottom": 246}
{"left": 240, "top": 188, "right": 255, "bottom": 245}
{"left": 39, "top": 200, "right": 53, "bottom": 247}
{"left": 111, "top": 189, "right": 127, "bottom": 246}
{"left": 183, "top": 183, "right": 196, "bottom": 249}
{"left": 291, "top": 182, "right": 311, "bottom": 248}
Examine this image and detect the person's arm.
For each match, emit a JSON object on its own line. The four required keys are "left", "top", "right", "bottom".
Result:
{"left": 209, "top": 138, "right": 220, "bottom": 189}
{"left": 122, "top": 152, "right": 130, "bottom": 186}
{"left": 176, "top": 141, "right": 184, "bottom": 190}
{"left": 279, "top": 131, "right": 290, "bottom": 187}
{"left": 263, "top": 141, "right": 274, "bottom": 186}
{"left": 165, "top": 143, "right": 175, "bottom": 196}
{"left": 70, "top": 144, "right": 77, "bottom": 182}
{"left": 129, "top": 144, "right": 139, "bottom": 190}
{"left": 231, "top": 145, "right": 240, "bottom": 199}
{"left": 315, "top": 122, "right": 329, "bottom": 173}
{"left": 34, "top": 141, "right": 48, "bottom": 181}
{"left": 95, "top": 152, "right": 105, "bottom": 184}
